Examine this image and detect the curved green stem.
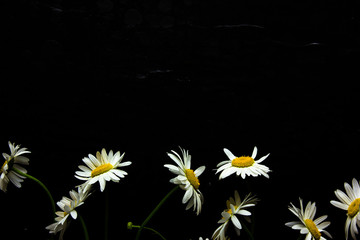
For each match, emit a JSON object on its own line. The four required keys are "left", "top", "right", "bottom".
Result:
{"left": 13, "top": 167, "right": 56, "bottom": 215}
{"left": 79, "top": 214, "right": 90, "bottom": 240}
{"left": 129, "top": 223, "right": 166, "bottom": 240}
{"left": 135, "top": 186, "right": 179, "bottom": 240}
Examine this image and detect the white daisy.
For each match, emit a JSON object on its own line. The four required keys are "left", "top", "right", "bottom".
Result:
{"left": 0, "top": 141, "right": 30, "bottom": 192}
{"left": 216, "top": 146, "right": 270, "bottom": 180}
{"left": 212, "top": 191, "right": 258, "bottom": 240}
{"left": 75, "top": 148, "right": 131, "bottom": 192}
{"left": 46, "top": 186, "right": 90, "bottom": 240}
{"left": 285, "top": 198, "right": 332, "bottom": 240}
{"left": 164, "top": 147, "right": 205, "bottom": 215}
{"left": 330, "top": 178, "right": 360, "bottom": 240}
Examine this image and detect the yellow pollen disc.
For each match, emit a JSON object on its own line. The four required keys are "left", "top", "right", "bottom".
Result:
{"left": 348, "top": 198, "right": 360, "bottom": 218}
{"left": 304, "top": 219, "right": 321, "bottom": 240}
{"left": 231, "top": 156, "right": 255, "bottom": 168}
{"left": 226, "top": 205, "right": 238, "bottom": 215}
{"left": 1, "top": 160, "right": 8, "bottom": 173}
{"left": 91, "top": 163, "right": 113, "bottom": 177}
{"left": 185, "top": 169, "right": 200, "bottom": 190}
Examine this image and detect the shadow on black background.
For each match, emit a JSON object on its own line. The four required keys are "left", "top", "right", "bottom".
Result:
{"left": 1, "top": 0, "right": 360, "bottom": 239}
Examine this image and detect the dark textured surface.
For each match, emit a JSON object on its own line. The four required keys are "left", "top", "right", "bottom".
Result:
{"left": 1, "top": 0, "right": 360, "bottom": 239}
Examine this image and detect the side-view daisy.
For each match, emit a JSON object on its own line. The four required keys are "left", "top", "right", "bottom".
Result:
{"left": 330, "top": 178, "right": 360, "bottom": 240}
{"left": 285, "top": 198, "right": 332, "bottom": 240}
{"left": 1, "top": 141, "right": 30, "bottom": 192}
{"left": 164, "top": 147, "right": 205, "bottom": 215}
{"left": 75, "top": 148, "right": 131, "bottom": 192}
{"left": 46, "top": 186, "right": 91, "bottom": 240}
{"left": 212, "top": 191, "right": 258, "bottom": 240}
{"left": 215, "top": 146, "right": 270, "bottom": 180}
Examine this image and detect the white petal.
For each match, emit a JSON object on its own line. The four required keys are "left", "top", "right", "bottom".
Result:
{"left": 251, "top": 146, "right": 258, "bottom": 159}
{"left": 345, "top": 182, "right": 356, "bottom": 201}
{"left": 70, "top": 210, "right": 78, "bottom": 219}
{"left": 335, "top": 190, "right": 352, "bottom": 205}
{"left": 223, "top": 148, "right": 236, "bottom": 160}
{"left": 99, "top": 177, "right": 106, "bottom": 192}
{"left": 118, "top": 161, "right": 131, "bottom": 167}
{"left": 305, "top": 233, "right": 312, "bottom": 240}
{"left": 301, "top": 228, "right": 309, "bottom": 234}
{"left": 314, "top": 215, "right": 328, "bottom": 225}
{"left": 238, "top": 209, "right": 251, "bottom": 216}
{"left": 219, "top": 167, "right": 237, "bottom": 179}
{"left": 194, "top": 166, "right": 205, "bottom": 177}
{"left": 317, "top": 221, "right": 331, "bottom": 230}
{"left": 352, "top": 178, "right": 360, "bottom": 197}
{"left": 83, "top": 157, "right": 96, "bottom": 170}
{"left": 255, "top": 153, "right": 270, "bottom": 163}
{"left": 231, "top": 215, "right": 242, "bottom": 230}
{"left": 215, "top": 163, "right": 232, "bottom": 174}
{"left": 182, "top": 188, "right": 193, "bottom": 204}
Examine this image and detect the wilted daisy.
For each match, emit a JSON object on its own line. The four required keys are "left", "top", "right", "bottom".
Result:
{"left": 216, "top": 146, "right": 270, "bottom": 180}
{"left": 0, "top": 141, "right": 30, "bottom": 192}
{"left": 75, "top": 148, "right": 131, "bottom": 192}
{"left": 212, "top": 191, "right": 258, "bottom": 240}
{"left": 330, "top": 178, "right": 360, "bottom": 240}
{"left": 285, "top": 198, "right": 332, "bottom": 240}
{"left": 46, "top": 186, "right": 90, "bottom": 240}
{"left": 164, "top": 147, "right": 205, "bottom": 215}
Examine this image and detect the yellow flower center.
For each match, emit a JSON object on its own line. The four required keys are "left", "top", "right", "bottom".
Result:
{"left": 226, "top": 205, "right": 238, "bottom": 215}
{"left": 304, "top": 219, "right": 321, "bottom": 240}
{"left": 0, "top": 157, "right": 13, "bottom": 173}
{"left": 91, "top": 163, "right": 113, "bottom": 177}
{"left": 221, "top": 205, "right": 238, "bottom": 219}
{"left": 185, "top": 169, "right": 200, "bottom": 190}
{"left": 1, "top": 160, "right": 8, "bottom": 173}
{"left": 231, "top": 156, "right": 255, "bottom": 168}
{"left": 348, "top": 198, "right": 360, "bottom": 218}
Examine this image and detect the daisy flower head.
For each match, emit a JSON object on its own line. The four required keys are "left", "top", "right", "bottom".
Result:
{"left": 216, "top": 146, "right": 270, "bottom": 180}
{"left": 1, "top": 141, "right": 30, "bottom": 192}
{"left": 330, "top": 178, "right": 360, "bottom": 240}
{"left": 212, "top": 191, "right": 258, "bottom": 240}
{"left": 75, "top": 148, "right": 131, "bottom": 192}
{"left": 46, "top": 186, "right": 91, "bottom": 239}
{"left": 164, "top": 147, "right": 205, "bottom": 215}
{"left": 285, "top": 198, "right": 332, "bottom": 240}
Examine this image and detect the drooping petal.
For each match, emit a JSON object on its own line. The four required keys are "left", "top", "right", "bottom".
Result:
{"left": 182, "top": 188, "right": 193, "bottom": 204}
{"left": 231, "top": 215, "right": 242, "bottom": 230}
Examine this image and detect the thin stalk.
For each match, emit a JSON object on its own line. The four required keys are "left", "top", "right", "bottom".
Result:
{"left": 79, "top": 214, "right": 90, "bottom": 240}
{"left": 135, "top": 186, "right": 179, "bottom": 240}
{"left": 104, "top": 187, "right": 109, "bottom": 240}
{"left": 241, "top": 220, "right": 254, "bottom": 240}
{"left": 13, "top": 167, "right": 56, "bottom": 215}
{"left": 130, "top": 224, "right": 166, "bottom": 240}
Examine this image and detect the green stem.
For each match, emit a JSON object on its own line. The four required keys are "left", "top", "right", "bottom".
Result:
{"left": 241, "top": 220, "right": 254, "bottom": 240}
{"left": 130, "top": 224, "right": 166, "bottom": 240}
{"left": 13, "top": 167, "right": 56, "bottom": 215}
{"left": 135, "top": 186, "right": 179, "bottom": 240}
{"left": 79, "top": 214, "right": 90, "bottom": 240}
{"left": 104, "top": 187, "right": 109, "bottom": 240}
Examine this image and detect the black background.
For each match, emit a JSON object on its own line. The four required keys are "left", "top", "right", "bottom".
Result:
{"left": 1, "top": 0, "right": 360, "bottom": 239}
